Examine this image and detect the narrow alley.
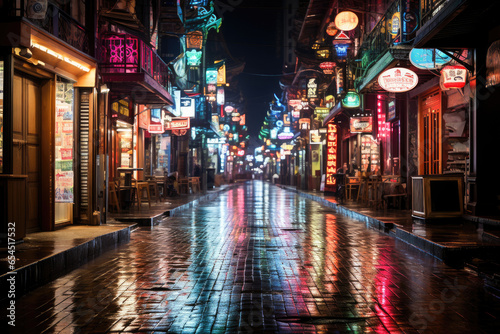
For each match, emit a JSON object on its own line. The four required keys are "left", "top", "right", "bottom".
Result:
{"left": 4, "top": 181, "right": 499, "bottom": 333}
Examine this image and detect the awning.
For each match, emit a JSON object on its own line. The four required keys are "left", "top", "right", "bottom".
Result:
{"left": 356, "top": 50, "right": 395, "bottom": 92}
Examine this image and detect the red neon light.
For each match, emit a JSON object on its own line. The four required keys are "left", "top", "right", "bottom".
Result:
{"left": 325, "top": 123, "right": 337, "bottom": 191}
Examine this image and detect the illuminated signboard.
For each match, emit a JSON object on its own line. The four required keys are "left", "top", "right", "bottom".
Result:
{"left": 334, "top": 11, "right": 358, "bottom": 31}
{"left": 299, "top": 118, "right": 310, "bottom": 130}
{"left": 341, "top": 91, "right": 361, "bottom": 108}
{"left": 409, "top": 48, "right": 452, "bottom": 70}
{"left": 165, "top": 117, "right": 191, "bottom": 130}
{"left": 334, "top": 44, "right": 349, "bottom": 58}
{"left": 307, "top": 78, "right": 317, "bottom": 98}
{"left": 378, "top": 67, "right": 418, "bottom": 93}
{"left": 186, "top": 49, "right": 202, "bottom": 66}
{"left": 217, "top": 64, "right": 226, "bottom": 85}
{"left": 315, "top": 107, "right": 330, "bottom": 117}
{"left": 206, "top": 68, "right": 218, "bottom": 84}
{"left": 320, "top": 62, "right": 336, "bottom": 74}
{"left": 217, "top": 86, "right": 225, "bottom": 105}
{"left": 350, "top": 117, "right": 372, "bottom": 133}
{"left": 441, "top": 65, "right": 467, "bottom": 89}
{"left": 325, "top": 123, "right": 338, "bottom": 192}
{"left": 180, "top": 98, "right": 195, "bottom": 118}
{"left": 186, "top": 31, "right": 203, "bottom": 49}
{"left": 377, "top": 95, "right": 390, "bottom": 139}
{"left": 326, "top": 22, "right": 338, "bottom": 36}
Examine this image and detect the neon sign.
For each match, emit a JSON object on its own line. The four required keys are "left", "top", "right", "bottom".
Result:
{"left": 325, "top": 123, "right": 338, "bottom": 191}
{"left": 186, "top": 49, "right": 202, "bottom": 66}
{"left": 334, "top": 11, "right": 358, "bottom": 31}
{"left": 341, "top": 91, "right": 361, "bottom": 108}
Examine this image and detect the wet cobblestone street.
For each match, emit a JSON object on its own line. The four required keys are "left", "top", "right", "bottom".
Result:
{"left": 4, "top": 181, "right": 500, "bottom": 333}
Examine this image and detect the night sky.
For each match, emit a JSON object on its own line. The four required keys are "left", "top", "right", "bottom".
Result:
{"left": 217, "top": 0, "right": 285, "bottom": 139}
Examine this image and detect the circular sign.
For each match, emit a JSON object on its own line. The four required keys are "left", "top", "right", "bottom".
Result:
{"left": 334, "top": 11, "right": 358, "bottom": 31}
{"left": 378, "top": 67, "right": 418, "bottom": 92}
{"left": 326, "top": 22, "right": 338, "bottom": 36}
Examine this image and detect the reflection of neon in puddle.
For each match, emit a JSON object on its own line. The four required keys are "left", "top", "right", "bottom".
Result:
{"left": 276, "top": 316, "right": 375, "bottom": 324}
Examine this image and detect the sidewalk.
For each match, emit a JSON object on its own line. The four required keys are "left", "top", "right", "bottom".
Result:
{"left": 0, "top": 184, "right": 236, "bottom": 300}
{"left": 278, "top": 184, "right": 500, "bottom": 292}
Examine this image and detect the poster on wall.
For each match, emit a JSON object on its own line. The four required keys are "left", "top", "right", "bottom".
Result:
{"left": 55, "top": 80, "right": 74, "bottom": 203}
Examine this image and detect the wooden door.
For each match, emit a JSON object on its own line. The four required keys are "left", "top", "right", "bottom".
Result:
{"left": 13, "top": 74, "right": 41, "bottom": 233}
{"left": 420, "top": 89, "right": 442, "bottom": 175}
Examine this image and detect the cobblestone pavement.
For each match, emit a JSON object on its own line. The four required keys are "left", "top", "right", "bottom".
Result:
{"left": 4, "top": 181, "right": 500, "bottom": 333}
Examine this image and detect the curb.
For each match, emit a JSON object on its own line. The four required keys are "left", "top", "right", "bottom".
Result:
{"left": 1, "top": 224, "right": 135, "bottom": 301}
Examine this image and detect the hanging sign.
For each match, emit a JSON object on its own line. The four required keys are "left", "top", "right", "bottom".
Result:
{"left": 217, "top": 64, "right": 226, "bottom": 85}
{"left": 320, "top": 62, "right": 336, "bottom": 74}
{"left": 342, "top": 91, "right": 361, "bottom": 108}
{"left": 217, "top": 86, "right": 225, "bottom": 105}
{"left": 325, "top": 123, "right": 338, "bottom": 192}
{"left": 206, "top": 68, "right": 218, "bottom": 84}
{"left": 307, "top": 78, "right": 317, "bottom": 98}
{"left": 326, "top": 22, "right": 338, "bottom": 36}
{"left": 335, "top": 44, "right": 349, "bottom": 58}
{"left": 409, "top": 48, "right": 452, "bottom": 69}
{"left": 333, "top": 31, "right": 351, "bottom": 44}
{"left": 186, "top": 31, "right": 203, "bottom": 49}
{"left": 180, "top": 97, "right": 195, "bottom": 118}
{"left": 441, "top": 65, "right": 467, "bottom": 89}
{"left": 165, "top": 117, "right": 190, "bottom": 130}
{"left": 334, "top": 11, "right": 358, "bottom": 31}
{"left": 350, "top": 117, "right": 373, "bottom": 133}
{"left": 390, "top": 12, "right": 400, "bottom": 38}
{"left": 378, "top": 67, "right": 418, "bottom": 92}
{"left": 186, "top": 49, "right": 202, "bottom": 66}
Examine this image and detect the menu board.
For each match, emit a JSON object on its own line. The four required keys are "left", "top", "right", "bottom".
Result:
{"left": 55, "top": 81, "right": 74, "bottom": 203}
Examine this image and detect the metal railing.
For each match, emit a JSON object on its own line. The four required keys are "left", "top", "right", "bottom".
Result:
{"left": 3, "top": 1, "right": 90, "bottom": 55}
{"left": 420, "top": 0, "right": 449, "bottom": 27}
{"left": 99, "top": 33, "right": 169, "bottom": 88}
{"left": 354, "top": 0, "right": 419, "bottom": 89}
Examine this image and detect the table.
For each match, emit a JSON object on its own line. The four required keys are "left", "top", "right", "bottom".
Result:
{"left": 117, "top": 168, "right": 143, "bottom": 208}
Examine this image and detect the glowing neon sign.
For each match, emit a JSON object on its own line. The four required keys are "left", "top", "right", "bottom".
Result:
{"left": 325, "top": 123, "right": 338, "bottom": 191}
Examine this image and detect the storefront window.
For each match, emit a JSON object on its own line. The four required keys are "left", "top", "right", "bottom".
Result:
{"left": 156, "top": 134, "right": 171, "bottom": 172}
{"left": 0, "top": 60, "right": 3, "bottom": 173}
{"left": 55, "top": 78, "right": 75, "bottom": 203}
{"left": 117, "top": 121, "right": 133, "bottom": 168}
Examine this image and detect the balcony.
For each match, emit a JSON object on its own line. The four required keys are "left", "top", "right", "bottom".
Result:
{"left": 99, "top": 33, "right": 173, "bottom": 104}
{"left": 1, "top": 1, "right": 90, "bottom": 55}
{"left": 354, "top": 0, "right": 419, "bottom": 90}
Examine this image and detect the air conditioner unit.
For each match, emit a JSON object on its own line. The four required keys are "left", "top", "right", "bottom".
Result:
{"left": 26, "top": 0, "right": 48, "bottom": 20}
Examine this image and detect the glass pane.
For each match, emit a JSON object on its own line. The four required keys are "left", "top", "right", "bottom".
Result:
{"left": 55, "top": 78, "right": 74, "bottom": 203}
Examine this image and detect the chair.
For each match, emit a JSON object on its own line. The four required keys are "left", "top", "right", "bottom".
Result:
{"left": 346, "top": 177, "right": 360, "bottom": 201}
{"left": 146, "top": 176, "right": 162, "bottom": 202}
{"left": 132, "top": 180, "right": 151, "bottom": 209}
{"left": 178, "top": 178, "right": 189, "bottom": 194}
{"left": 108, "top": 181, "right": 120, "bottom": 212}
{"left": 189, "top": 177, "right": 200, "bottom": 193}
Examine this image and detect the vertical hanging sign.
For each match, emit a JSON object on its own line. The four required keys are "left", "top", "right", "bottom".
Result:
{"left": 325, "top": 123, "right": 338, "bottom": 192}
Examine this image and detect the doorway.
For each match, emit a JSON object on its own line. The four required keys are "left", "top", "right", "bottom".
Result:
{"left": 420, "top": 89, "right": 442, "bottom": 175}
{"left": 13, "top": 73, "right": 41, "bottom": 233}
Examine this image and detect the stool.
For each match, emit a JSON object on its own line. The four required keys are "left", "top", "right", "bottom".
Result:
{"left": 133, "top": 181, "right": 151, "bottom": 209}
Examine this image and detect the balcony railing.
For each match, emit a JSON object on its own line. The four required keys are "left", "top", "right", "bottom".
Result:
{"left": 2, "top": 1, "right": 90, "bottom": 55}
{"left": 420, "top": 0, "right": 448, "bottom": 27}
{"left": 354, "top": 0, "right": 419, "bottom": 88}
{"left": 99, "top": 34, "right": 169, "bottom": 88}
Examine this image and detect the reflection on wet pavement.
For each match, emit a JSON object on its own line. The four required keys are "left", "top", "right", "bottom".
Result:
{"left": 5, "top": 181, "right": 500, "bottom": 333}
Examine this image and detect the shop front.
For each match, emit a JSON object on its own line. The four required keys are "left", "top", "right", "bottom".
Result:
{"left": 1, "top": 23, "right": 97, "bottom": 240}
